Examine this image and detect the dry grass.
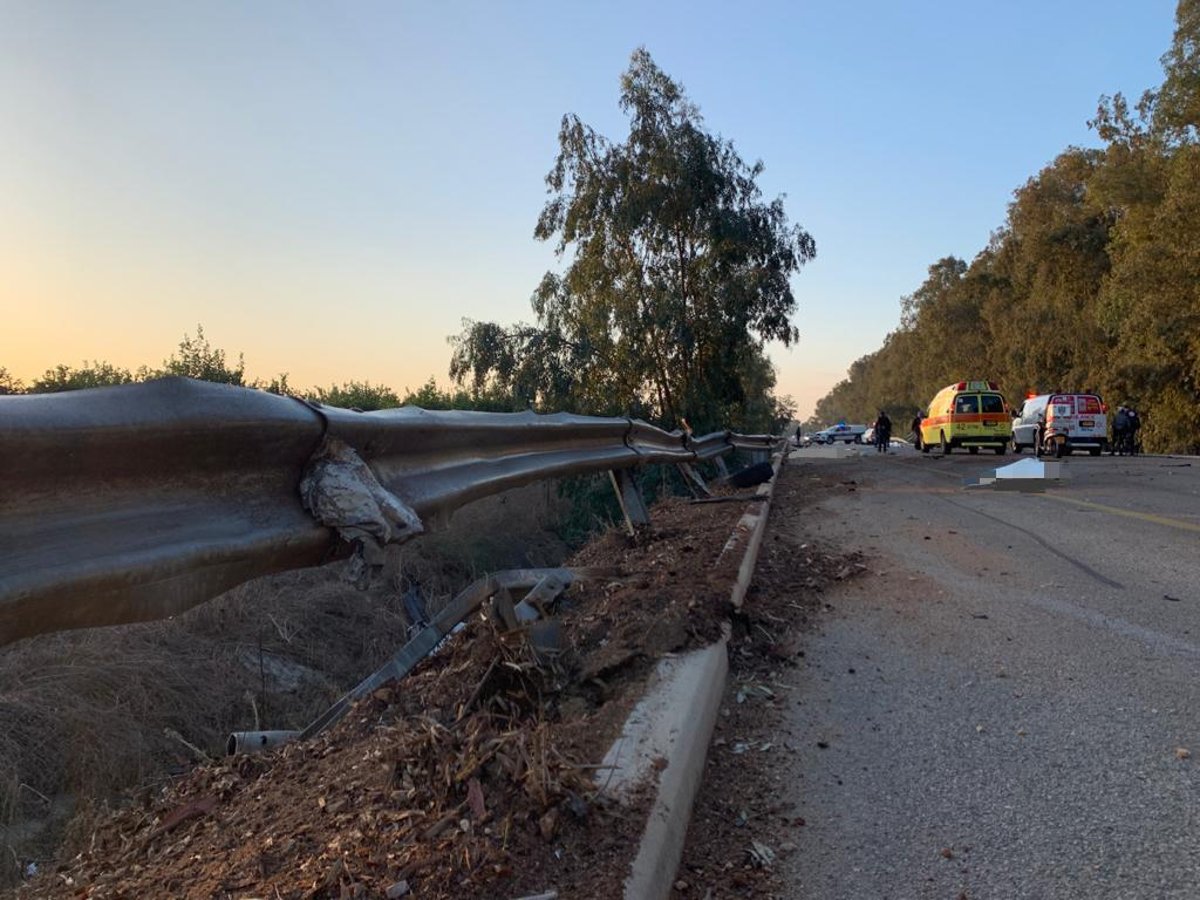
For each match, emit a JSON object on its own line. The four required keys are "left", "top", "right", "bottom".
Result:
{"left": 0, "top": 481, "right": 575, "bottom": 887}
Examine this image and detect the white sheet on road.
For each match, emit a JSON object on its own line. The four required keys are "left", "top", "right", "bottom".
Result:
{"left": 966, "top": 457, "right": 1066, "bottom": 491}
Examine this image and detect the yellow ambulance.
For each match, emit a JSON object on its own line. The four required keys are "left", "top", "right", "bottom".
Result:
{"left": 919, "top": 380, "right": 1011, "bottom": 455}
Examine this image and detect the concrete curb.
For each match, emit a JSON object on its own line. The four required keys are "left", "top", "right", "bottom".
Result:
{"left": 608, "top": 450, "right": 787, "bottom": 900}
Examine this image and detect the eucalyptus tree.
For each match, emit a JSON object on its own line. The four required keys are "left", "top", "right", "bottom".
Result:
{"left": 451, "top": 48, "right": 815, "bottom": 431}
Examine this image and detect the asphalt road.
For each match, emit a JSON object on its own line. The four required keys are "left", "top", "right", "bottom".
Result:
{"left": 777, "top": 447, "right": 1200, "bottom": 899}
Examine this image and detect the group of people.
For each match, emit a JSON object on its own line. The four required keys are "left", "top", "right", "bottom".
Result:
{"left": 1111, "top": 405, "right": 1142, "bottom": 456}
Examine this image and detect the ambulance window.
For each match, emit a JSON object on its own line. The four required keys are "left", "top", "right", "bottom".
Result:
{"left": 981, "top": 394, "right": 1004, "bottom": 414}
{"left": 955, "top": 395, "right": 979, "bottom": 414}
{"left": 1078, "top": 395, "right": 1102, "bottom": 414}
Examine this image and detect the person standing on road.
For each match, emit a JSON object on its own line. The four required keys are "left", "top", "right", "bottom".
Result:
{"left": 874, "top": 410, "right": 892, "bottom": 453}
{"left": 1127, "top": 406, "right": 1141, "bottom": 455}
{"left": 794, "top": 424, "right": 803, "bottom": 447}
{"left": 1112, "top": 406, "right": 1130, "bottom": 456}
{"left": 910, "top": 410, "right": 923, "bottom": 451}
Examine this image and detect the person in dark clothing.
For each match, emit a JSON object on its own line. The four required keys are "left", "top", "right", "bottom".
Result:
{"left": 874, "top": 410, "right": 892, "bottom": 453}
{"left": 794, "top": 424, "right": 803, "bottom": 447}
{"left": 1112, "top": 406, "right": 1130, "bottom": 456}
{"left": 910, "top": 411, "right": 923, "bottom": 450}
{"left": 1127, "top": 407, "right": 1141, "bottom": 455}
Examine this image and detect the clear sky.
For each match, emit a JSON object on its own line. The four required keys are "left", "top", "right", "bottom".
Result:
{"left": 0, "top": 0, "right": 1179, "bottom": 416}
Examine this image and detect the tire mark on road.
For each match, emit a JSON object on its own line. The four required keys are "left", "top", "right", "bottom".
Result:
{"left": 934, "top": 495, "right": 1124, "bottom": 590}
{"left": 881, "top": 459, "right": 1125, "bottom": 590}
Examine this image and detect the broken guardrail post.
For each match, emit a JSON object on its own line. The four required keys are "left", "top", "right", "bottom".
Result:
{"left": 609, "top": 469, "right": 650, "bottom": 535}
{"left": 676, "top": 462, "right": 712, "bottom": 499}
{"left": 225, "top": 567, "right": 622, "bottom": 753}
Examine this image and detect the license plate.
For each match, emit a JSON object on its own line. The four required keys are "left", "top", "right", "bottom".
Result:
{"left": 1080, "top": 419, "right": 1094, "bottom": 427}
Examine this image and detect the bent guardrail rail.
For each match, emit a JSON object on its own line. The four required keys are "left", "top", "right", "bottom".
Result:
{"left": 0, "top": 378, "right": 779, "bottom": 645}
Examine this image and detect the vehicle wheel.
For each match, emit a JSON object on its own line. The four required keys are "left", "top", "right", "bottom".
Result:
{"left": 994, "top": 445, "right": 1006, "bottom": 455}
{"left": 921, "top": 441, "right": 932, "bottom": 454}
{"left": 1011, "top": 439, "right": 1023, "bottom": 454}
{"left": 940, "top": 431, "right": 950, "bottom": 456}
{"left": 968, "top": 446, "right": 979, "bottom": 455}
{"left": 1089, "top": 447, "right": 1101, "bottom": 457}
{"left": 1034, "top": 429, "right": 1043, "bottom": 457}
{"left": 854, "top": 435, "right": 862, "bottom": 444}
{"left": 1054, "top": 441, "right": 1066, "bottom": 459}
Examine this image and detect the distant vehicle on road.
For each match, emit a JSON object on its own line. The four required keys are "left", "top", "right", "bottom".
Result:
{"left": 813, "top": 423, "right": 866, "bottom": 445}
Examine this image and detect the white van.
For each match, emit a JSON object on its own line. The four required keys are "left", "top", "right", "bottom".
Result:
{"left": 1011, "top": 392, "right": 1107, "bottom": 456}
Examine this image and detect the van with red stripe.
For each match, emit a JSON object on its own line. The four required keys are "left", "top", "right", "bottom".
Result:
{"left": 919, "top": 380, "right": 1011, "bottom": 455}
{"left": 1011, "top": 392, "right": 1107, "bottom": 457}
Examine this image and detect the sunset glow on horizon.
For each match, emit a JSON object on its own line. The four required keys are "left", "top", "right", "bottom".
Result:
{"left": 1, "top": 0, "right": 1176, "bottom": 416}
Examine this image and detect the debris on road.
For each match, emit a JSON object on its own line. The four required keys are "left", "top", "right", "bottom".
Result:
{"left": 748, "top": 840, "right": 776, "bottom": 868}
{"left": 964, "top": 457, "right": 1066, "bottom": 492}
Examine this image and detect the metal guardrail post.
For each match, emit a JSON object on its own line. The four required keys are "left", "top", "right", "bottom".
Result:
{"left": 609, "top": 469, "right": 651, "bottom": 535}
{"left": 676, "top": 462, "right": 711, "bottom": 498}
{"left": 228, "top": 567, "right": 619, "bottom": 753}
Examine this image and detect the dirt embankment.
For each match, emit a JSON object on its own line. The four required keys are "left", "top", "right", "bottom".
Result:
{"left": 12, "top": 460, "right": 864, "bottom": 899}
{"left": 14, "top": 468, "right": 758, "bottom": 899}
{"left": 1, "top": 482, "right": 572, "bottom": 889}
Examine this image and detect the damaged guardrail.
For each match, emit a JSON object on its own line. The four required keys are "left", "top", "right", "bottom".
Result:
{"left": 228, "top": 566, "right": 621, "bottom": 755}
{"left": 0, "top": 378, "right": 778, "bottom": 645}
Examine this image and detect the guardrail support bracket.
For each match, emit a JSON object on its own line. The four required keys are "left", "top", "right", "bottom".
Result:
{"left": 676, "top": 462, "right": 712, "bottom": 498}
{"left": 609, "top": 469, "right": 650, "bottom": 535}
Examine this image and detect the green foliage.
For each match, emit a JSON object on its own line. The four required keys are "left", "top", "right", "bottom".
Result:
{"left": 1154, "top": 0, "right": 1200, "bottom": 143}
{"left": 813, "top": 1, "right": 1200, "bottom": 454}
{"left": 401, "top": 376, "right": 523, "bottom": 412}
{"left": 10, "top": 329, "right": 524, "bottom": 414}
{"left": 451, "top": 48, "right": 814, "bottom": 433}
{"left": 307, "top": 381, "right": 401, "bottom": 411}
{"left": 29, "top": 361, "right": 135, "bottom": 393}
{"left": 254, "top": 373, "right": 295, "bottom": 396}
{"left": 0, "top": 367, "right": 23, "bottom": 395}
{"left": 158, "top": 325, "right": 246, "bottom": 385}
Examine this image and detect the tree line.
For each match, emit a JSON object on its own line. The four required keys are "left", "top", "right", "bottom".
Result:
{"left": 813, "top": 0, "right": 1200, "bottom": 454}
{"left": 0, "top": 326, "right": 515, "bottom": 413}
{"left": 5, "top": 50, "right": 812, "bottom": 436}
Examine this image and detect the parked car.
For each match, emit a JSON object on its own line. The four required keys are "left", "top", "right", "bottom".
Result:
{"left": 1011, "top": 392, "right": 1107, "bottom": 457}
{"left": 813, "top": 423, "right": 866, "bottom": 444}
